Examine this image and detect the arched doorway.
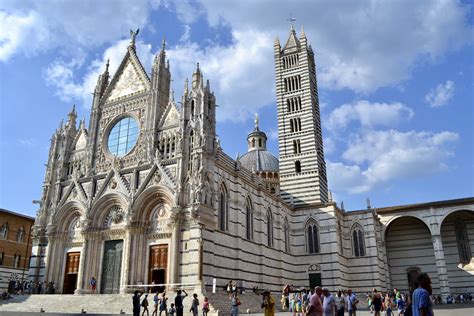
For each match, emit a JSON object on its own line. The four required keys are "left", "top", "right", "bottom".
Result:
{"left": 440, "top": 210, "right": 474, "bottom": 294}
{"left": 385, "top": 216, "right": 438, "bottom": 293}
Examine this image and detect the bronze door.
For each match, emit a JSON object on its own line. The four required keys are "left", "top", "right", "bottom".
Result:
{"left": 63, "top": 252, "right": 80, "bottom": 294}
{"left": 101, "top": 240, "right": 123, "bottom": 294}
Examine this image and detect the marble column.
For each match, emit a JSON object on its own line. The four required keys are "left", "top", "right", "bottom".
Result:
{"left": 74, "top": 238, "right": 89, "bottom": 294}
{"left": 121, "top": 230, "right": 132, "bottom": 293}
{"left": 432, "top": 234, "right": 450, "bottom": 301}
{"left": 168, "top": 217, "right": 181, "bottom": 290}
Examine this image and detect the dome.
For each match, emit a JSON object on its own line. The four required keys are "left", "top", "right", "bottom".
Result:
{"left": 239, "top": 149, "right": 279, "bottom": 172}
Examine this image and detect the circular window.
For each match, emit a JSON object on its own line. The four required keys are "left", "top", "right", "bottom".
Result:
{"left": 107, "top": 117, "right": 139, "bottom": 156}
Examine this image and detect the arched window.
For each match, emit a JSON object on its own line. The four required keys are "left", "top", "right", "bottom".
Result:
{"left": 218, "top": 185, "right": 228, "bottom": 231}
{"left": 246, "top": 199, "right": 254, "bottom": 240}
{"left": 306, "top": 220, "right": 320, "bottom": 253}
{"left": 267, "top": 209, "right": 273, "bottom": 247}
{"left": 352, "top": 225, "right": 366, "bottom": 257}
{"left": 16, "top": 226, "right": 24, "bottom": 243}
{"left": 455, "top": 219, "right": 472, "bottom": 264}
{"left": 295, "top": 160, "right": 301, "bottom": 173}
{"left": 0, "top": 222, "right": 8, "bottom": 240}
{"left": 191, "top": 100, "right": 195, "bottom": 116}
{"left": 284, "top": 217, "right": 290, "bottom": 253}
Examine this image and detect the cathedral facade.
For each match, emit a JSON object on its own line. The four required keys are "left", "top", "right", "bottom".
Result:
{"left": 29, "top": 27, "right": 474, "bottom": 299}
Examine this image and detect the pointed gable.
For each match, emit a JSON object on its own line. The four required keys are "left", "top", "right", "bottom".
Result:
{"left": 103, "top": 47, "right": 151, "bottom": 103}
{"left": 284, "top": 28, "right": 300, "bottom": 51}
{"left": 160, "top": 103, "right": 180, "bottom": 128}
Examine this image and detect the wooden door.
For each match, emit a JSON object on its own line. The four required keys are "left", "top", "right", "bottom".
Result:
{"left": 63, "top": 252, "right": 80, "bottom": 294}
{"left": 149, "top": 244, "right": 168, "bottom": 291}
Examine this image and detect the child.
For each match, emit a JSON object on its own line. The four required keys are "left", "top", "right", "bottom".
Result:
{"left": 168, "top": 303, "right": 176, "bottom": 316}
{"left": 190, "top": 293, "right": 199, "bottom": 316}
{"left": 159, "top": 295, "right": 168, "bottom": 316}
{"left": 202, "top": 297, "right": 209, "bottom": 316}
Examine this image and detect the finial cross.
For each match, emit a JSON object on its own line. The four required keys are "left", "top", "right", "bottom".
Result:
{"left": 287, "top": 14, "right": 296, "bottom": 28}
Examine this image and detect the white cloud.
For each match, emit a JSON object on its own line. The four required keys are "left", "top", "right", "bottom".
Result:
{"left": 176, "top": 0, "right": 472, "bottom": 93}
{"left": 0, "top": 1, "right": 155, "bottom": 62}
{"left": 325, "top": 100, "right": 414, "bottom": 132}
{"left": 179, "top": 25, "right": 192, "bottom": 43}
{"left": 327, "top": 130, "right": 459, "bottom": 194}
{"left": 425, "top": 80, "right": 455, "bottom": 107}
{"left": 44, "top": 40, "right": 154, "bottom": 109}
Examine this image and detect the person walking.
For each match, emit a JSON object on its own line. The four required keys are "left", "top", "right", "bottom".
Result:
{"left": 371, "top": 289, "right": 383, "bottom": 316}
{"left": 202, "top": 297, "right": 209, "bottom": 316}
{"left": 230, "top": 292, "right": 240, "bottom": 316}
{"left": 90, "top": 277, "right": 97, "bottom": 294}
{"left": 322, "top": 288, "right": 335, "bottom": 316}
{"left": 159, "top": 293, "right": 168, "bottom": 316}
{"left": 152, "top": 291, "right": 160, "bottom": 316}
{"left": 307, "top": 286, "right": 323, "bottom": 316}
{"left": 347, "top": 289, "right": 359, "bottom": 316}
{"left": 334, "top": 290, "right": 346, "bottom": 316}
{"left": 190, "top": 293, "right": 199, "bottom": 316}
{"left": 174, "top": 289, "right": 188, "bottom": 316}
{"left": 142, "top": 294, "right": 150, "bottom": 316}
{"left": 262, "top": 290, "right": 276, "bottom": 316}
{"left": 411, "top": 273, "right": 433, "bottom": 316}
{"left": 133, "top": 290, "right": 144, "bottom": 316}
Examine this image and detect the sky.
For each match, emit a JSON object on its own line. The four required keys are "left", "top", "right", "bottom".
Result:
{"left": 0, "top": 0, "right": 473, "bottom": 217}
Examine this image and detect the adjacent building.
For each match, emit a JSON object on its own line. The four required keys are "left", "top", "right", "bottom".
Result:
{"left": 28, "top": 26, "right": 474, "bottom": 299}
{"left": 0, "top": 208, "right": 34, "bottom": 291}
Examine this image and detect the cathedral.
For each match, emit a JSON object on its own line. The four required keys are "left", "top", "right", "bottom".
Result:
{"left": 28, "top": 26, "right": 474, "bottom": 300}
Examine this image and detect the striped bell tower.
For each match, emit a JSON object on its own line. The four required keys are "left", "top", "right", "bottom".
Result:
{"left": 274, "top": 26, "right": 328, "bottom": 206}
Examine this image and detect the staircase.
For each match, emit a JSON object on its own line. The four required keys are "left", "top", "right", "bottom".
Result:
{"left": 0, "top": 294, "right": 132, "bottom": 314}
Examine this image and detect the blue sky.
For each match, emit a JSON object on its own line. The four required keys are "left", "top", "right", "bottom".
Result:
{"left": 0, "top": 0, "right": 473, "bottom": 216}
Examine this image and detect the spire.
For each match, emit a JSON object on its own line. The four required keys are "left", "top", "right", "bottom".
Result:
{"left": 161, "top": 35, "right": 166, "bottom": 51}
{"left": 254, "top": 113, "right": 259, "bottom": 131}
{"left": 105, "top": 58, "right": 110, "bottom": 74}
{"left": 170, "top": 88, "right": 175, "bottom": 102}
{"left": 300, "top": 26, "right": 306, "bottom": 39}
{"left": 192, "top": 62, "right": 201, "bottom": 88}
{"left": 184, "top": 78, "right": 189, "bottom": 95}
{"left": 274, "top": 36, "right": 280, "bottom": 46}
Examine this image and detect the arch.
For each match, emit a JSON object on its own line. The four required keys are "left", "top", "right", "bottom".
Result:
{"left": 246, "top": 197, "right": 254, "bottom": 240}
{"left": 90, "top": 192, "right": 128, "bottom": 228}
{"left": 439, "top": 208, "right": 474, "bottom": 227}
{"left": 295, "top": 160, "right": 301, "bottom": 173}
{"left": 266, "top": 208, "right": 273, "bottom": 247}
{"left": 351, "top": 223, "right": 366, "bottom": 257}
{"left": 440, "top": 209, "right": 474, "bottom": 265}
{"left": 383, "top": 215, "right": 432, "bottom": 240}
{"left": 218, "top": 183, "right": 228, "bottom": 231}
{"left": 305, "top": 218, "right": 320, "bottom": 254}
{"left": 132, "top": 185, "right": 174, "bottom": 223}
{"left": 54, "top": 200, "right": 86, "bottom": 232}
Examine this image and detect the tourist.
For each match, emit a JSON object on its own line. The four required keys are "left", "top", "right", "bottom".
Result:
{"left": 168, "top": 303, "right": 176, "bottom": 316}
{"left": 384, "top": 293, "right": 393, "bottom": 316}
{"left": 411, "top": 273, "right": 433, "bottom": 316}
{"left": 262, "top": 290, "right": 276, "bottom": 316}
{"left": 90, "top": 276, "right": 97, "bottom": 294}
{"left": 190, "top": 293, "right": 199, "bottom": 316}
{"left": 174, "top": 289, "right": 188, "bottom": 316}
{"left": 152, "top": 291, "right": 159, "bottom": 316}
{"left": 307, "top": 286, "right": 323, "bottom": 316}
{"left": 334, "top": 290, "right": 346, "bottom": 316}
{"left": 281, "top": 293, "right": 287, "bottom": 310}
{"left": 133, "top": 290, "right": 144, "bottom": 316}
{"left": 397, "top": 294, "right": 406, "bottom": 316}
{"left": 227, "top": 280, "right": 234, "bottom": 298}
{"left": 202, "top": 297, "right": 209, "bottom": 316}
{"left": 372, "top": 289, "right": 383, "bottom": 316}
{"left": 302, "top": 289, "right": 310, "bottom": 316}
{"left": 230, "top": 291, "right": 240, "bottom": 316}
{"left": 142, "top": 294, "right": 150, "bottom": 316}
{"left": 322, "top": 288, "right": 335, "bottom": 316}
{"left": 159, "top": 293, "right": 168, "bottom": 316}
{"left": 347, "top": 289, "right": 359, "bottom": 316}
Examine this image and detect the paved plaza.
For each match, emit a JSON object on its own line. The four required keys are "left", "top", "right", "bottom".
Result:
{"left": 1, "top": 306, "right": 474, "bottom": 316}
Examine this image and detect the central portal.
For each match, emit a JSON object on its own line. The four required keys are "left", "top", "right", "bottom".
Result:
{"left": 101, "top": 240, "right": 123, "bottom": 294}
{"left": 149, "top": 244, "right": 168, "bottom": 293}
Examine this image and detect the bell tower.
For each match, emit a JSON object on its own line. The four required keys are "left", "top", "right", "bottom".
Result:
{"left": 274, "top": 26, "right": 328, "bottom": 206}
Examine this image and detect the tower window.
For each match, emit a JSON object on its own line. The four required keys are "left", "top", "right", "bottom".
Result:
{"left": 246, "top": 199, "right": 254, "bottom": 240}
{"left": 295, "top": 160, "right": 301, "bottom": 173}
{"left": 258, "top": 139, "right": 262, "bottom": 147}
{"left": 219, "top": 185, "right": 228, "bottom": 231}
{"left": 293, "top": 140, "right": 301, "bottom": 154}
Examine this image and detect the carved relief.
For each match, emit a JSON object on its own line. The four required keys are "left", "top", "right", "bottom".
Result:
{"left": 104, "top": 206, "right": 125, "bottom": 227}
{"left": 107, "top": 62, "right": 146, "bottom": 102}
